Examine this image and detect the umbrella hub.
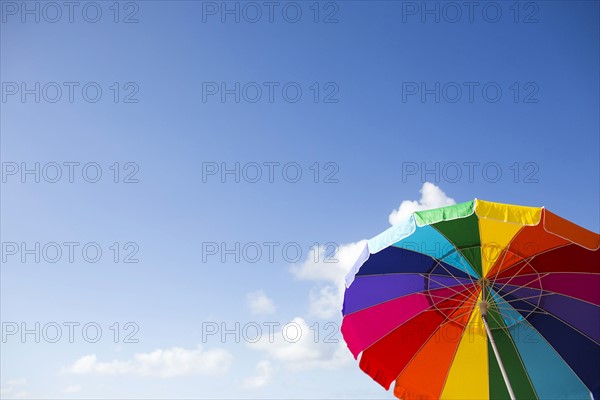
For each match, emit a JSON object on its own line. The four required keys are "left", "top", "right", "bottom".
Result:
{"left": 478, "top": 300, "right": 490, "bottom": 316}
{"left": 477, "top": 277, "right": 490, "bottom": 316}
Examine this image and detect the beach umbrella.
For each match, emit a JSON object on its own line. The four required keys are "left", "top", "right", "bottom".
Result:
{"left": 341, "top": 199, "right": 599, "bottom": 399}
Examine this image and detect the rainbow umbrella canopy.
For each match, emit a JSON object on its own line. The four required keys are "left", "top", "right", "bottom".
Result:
{"left": 341, "top": 199, "right": 600, "bottom": 400}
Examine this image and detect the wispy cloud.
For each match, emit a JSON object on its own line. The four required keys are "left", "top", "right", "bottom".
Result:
{"left": 248, "top": 317, "right": 352, "bottom": 371}
{"left": 66, "top": 345, "right": 233, "bottom": 378}
{"left": 0, "top": 379, "right": 28, "bottom": 399}
{"left": 63, "top": 385, "right": 81, "bottom": 394}
{"left": 291, "top": 241, "right": 367, "bottom": 319}
{"left": 242, "top": 360, "right": 274, "bottom": 389}
{"left": 254, "top": 184, "right": 456, "bottom": 376}
{"left": 289, "top": 184, "right": 457, "bottom": 320}
{"left": 247, "top": 290, "right": 276, "bottom": 315}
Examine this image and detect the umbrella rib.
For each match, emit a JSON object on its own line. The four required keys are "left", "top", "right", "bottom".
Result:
{"left": 426, "top": 275, "right": 477, "bottom": 300}
{"left": 442, "top": 306, "right": 482, "bottom": 326}
{"left": 344, "top": 280, "right": 477, "bottom": 317}
{"left": 426, "top": 223, "right": 481, "bottom": 281}
{"left": 427, "top": 296, "right": 477, "bottom": 307}
{"left": 427, "top": 301, "right": 481, "bottom": 397}
{"left": 355, "top": 288, "right": 479, "bottom": 363}
{"left": 489, "top": 260, "right": 535, "bottom": 296}
{"left": 391, "top": 290, "right": 479, "bottom": 387}
{"left": 486, "top": 292, "right": 532, "bottom": 336}
{"left": 495, "top": 284, "right": 600, "bottom": 307}
{"left": 487, "top": 231, "right": 526, "bottom": 286}
{"left": 495, "top": 290, "right": 600, "bottom": 345}
{"left": 492, "top": 272, "right": 543, "bottom": 288}
{"left": 441, "top": 249, "right": 481, "bottom": 280}
{"left": 490, "top": 275, "right": 544, "bottom": 299}
{"left": 484, "top": 291, "right": 517, "bottom": 338}
{"left": 493, "top": 272, "right": 547, "bottom": 281}
{"left": 493, "top": 304, "right": 548, "bottom": 314}
{"left": 426, "top": 292, "right": 476, "bottom": 302}
{"left": 491, "top": 242, "right": 575, "bottom": 280}
{"left": 501, "top": 293, "right": 553, "bottom": 303}
{"left": 343, "top": 204, "right": 599, "bottom": 399}
{"left": 503, "top": 310, "right": 595, "bottom": 394}
{"left": 355, "top": 272, "right": 482, "bottom": 278}
{"left": 492, "top": 272, "right": 551, "bottom": 289}
{"left": 495, "top": 271, "right": 600, "bottom": 278}
{"left": 425, "top": 273, "right": 474, "bottom": 286}
{"left": 494, "top": 272, "right": 600, "bottom": 306}
{"left": 485, "top": 221, "right": 569, "bottom": 279}
{"left": 431, "top": 303, "right": 480, "bottom": 312}
{"left": 433, "top": 258, "right": 480, "bottom": 300}
{"left": 456, "top": 257, "right": 481, "bottom": 296}
{"left": 495, "top": 299, "right": 600, "bottom": 345}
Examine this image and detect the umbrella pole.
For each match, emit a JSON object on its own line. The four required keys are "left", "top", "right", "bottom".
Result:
{"left": 480, "top": 284, "right": 516, "bottom": 400}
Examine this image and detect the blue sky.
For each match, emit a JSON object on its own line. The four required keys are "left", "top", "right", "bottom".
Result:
{"left": 1, "top": 1, "right": 599, "bottom": 398}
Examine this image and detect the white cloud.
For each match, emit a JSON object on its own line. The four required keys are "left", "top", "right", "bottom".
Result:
{"left": 388, "top": 182, "right": 456, "bottom": 225}
{"left": 308, "top": 285, "right": 341, "bottom": 319}
{"left": 290, "top": 241, "right": 366, "bottom": 319}
{"left": 2, "top": 379, "right": 26, "bottom": 388}
{"left": 247, "top": 290, "right": 276, "bottom": 315}
{"left": 248, "top": 317, "right": 352, "bottom": 371}
{"left": 290, "top": 241, "right": 366, "bottom": 283}
{"left": 289, "top": 184, "right": 457, "bottom": 320}
{"left": 63, "top": 385, "right": 81, "bottom": 394}
{"left": 66, "top": 345, "right": 233, "bottom": 378}
{"left": 261, "top": 184, "right": 457, "bottom": 375}
{"left": 0, "top": 379, "right": 28, "bottom": 399}
{"left": 241, "top": 360, "right": 274, "bottom": 389}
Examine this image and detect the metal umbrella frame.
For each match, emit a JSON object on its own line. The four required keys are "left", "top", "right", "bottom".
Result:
{"left": 341, "top": 199, "right": 600, "bottom": 399}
